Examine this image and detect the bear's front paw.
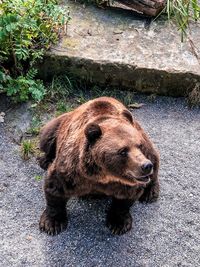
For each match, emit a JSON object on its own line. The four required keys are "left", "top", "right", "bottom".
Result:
{"left": 139, "top": 182, "right": 159, "bottom": 203}
{"left": 106, "top": 211, "right": 132, "bottom": 235}
{"left": 37, "top": 155, "right": 52, "bottom": 170}
{"left": 39, "top": 209, "right": 67, "bottom": 235}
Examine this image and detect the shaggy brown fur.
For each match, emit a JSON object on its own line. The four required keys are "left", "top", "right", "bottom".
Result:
{"left": 39, "top": 97, "right": 159, "bottom": 235}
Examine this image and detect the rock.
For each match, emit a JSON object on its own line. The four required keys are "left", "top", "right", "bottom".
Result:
{"left": 114, "top": 0, "right": 166, "bottom": 16}
{"left": 26, "top": 235, "right": 33, "bottom": 241}
{"left": 4, "top": 102, "right": 33, "bottom": 143}
{"left": 0, "top": 112, "right": 5, "bottom": 123}
{"left": 38, "top": 1, "right": 200, "bottom": 97}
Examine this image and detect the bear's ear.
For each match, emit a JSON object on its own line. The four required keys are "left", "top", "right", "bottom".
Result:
{"left": 85, "top": 123, "right": 102, "bottom": 144}
{"left": 122, "top": 110, "right": 133, "bottom": 124}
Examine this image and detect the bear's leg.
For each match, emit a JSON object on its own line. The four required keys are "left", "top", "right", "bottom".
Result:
{"left": 139, "top": 166, "right": 159, "bottom": 204}
{"left": 139, "top": 157, "right": 160, "bottom": 203}
{"left": 39, "top": 193, "right": 68, "bottom": 235}
{"left": 139, "top": 180, "right": 159, "bottom": 203}
{"left": 38, "top": 154, "right": 54, "bottom": 170}
{"left": 106, "top": 198, "right": 134, "bottom": 235}
{"left": 39, "top": 114, "right": 67, "bottom": 170}
{"left": 38, "top": 136, "right": 56, "bottom": 170}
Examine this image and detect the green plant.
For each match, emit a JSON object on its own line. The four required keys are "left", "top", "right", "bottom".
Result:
{"left": 35, "top": 175, "right": 43, "bottom": 181}
{"left": 47, "top": 74, "right": 136, "bottom": 107}
{"left": 0, "top": 0, "right": 70, "bottom": 102}
{"left": 27, "top": 115, "right": 42, "bottom": 135}
{"left": 21, "top": 140, "right": 35, "bottom": 160}
{"left": 46, "top": 75, "right": 76, "bottom": 100}
{"left": 165, "top": 0, "right": 200, "bottom": 41}
{"left": 56, "top": 100, "right": 73, "bottom": 115}
{"left": 4, "top": 69, "right": 46, "bottom": 102}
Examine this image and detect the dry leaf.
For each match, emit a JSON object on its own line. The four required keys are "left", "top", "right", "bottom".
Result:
{"left": 128, "top": 103, "right": 145, "bottom": 109}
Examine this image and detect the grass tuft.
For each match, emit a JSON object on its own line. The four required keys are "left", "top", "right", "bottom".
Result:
{"left": 165, "top": 0, "right": 200, "bottom": 41}
{"left": 43, "top": 74, "right": 136, "bottom": 113}
{"left": 21, "top": 140, "right": 35, "bottom": 160}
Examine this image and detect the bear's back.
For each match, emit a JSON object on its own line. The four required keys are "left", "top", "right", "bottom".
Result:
{"left": 58, "top": 97, "right": 127, "bottom": 137}
{"left": 76, "top": 97, "right": 126, "bottom": 119}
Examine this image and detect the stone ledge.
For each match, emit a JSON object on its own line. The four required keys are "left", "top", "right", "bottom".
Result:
{"left": 39, "top": 1, "right": 200, "bottom": 96}
{"left": 40, "top": 54, "right": 200, "bottom": 96}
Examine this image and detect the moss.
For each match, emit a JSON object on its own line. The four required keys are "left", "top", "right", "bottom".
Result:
{"left": 62, "top": 38, "right": 80, "bottom": 49}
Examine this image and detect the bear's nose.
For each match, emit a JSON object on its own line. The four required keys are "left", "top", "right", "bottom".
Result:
{"left": 141, "top": 161, "right": 153, "bottom": 175}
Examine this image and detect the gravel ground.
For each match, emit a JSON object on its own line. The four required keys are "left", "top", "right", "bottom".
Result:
{"left": 0, "top": 95, "right": 200, "bottom": 267}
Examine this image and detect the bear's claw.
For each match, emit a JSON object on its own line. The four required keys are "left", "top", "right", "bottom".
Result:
{"left": 37, "top": 155, "right": 52, "bottom": 170}
{"left": 106, "top": 211, "right": 132, "bottom": 235}
{"left": 39, "top": 209, "right": 67, "bottom": 235}
{"left": 139, "top": 182, "right": 159, "bottom": 203}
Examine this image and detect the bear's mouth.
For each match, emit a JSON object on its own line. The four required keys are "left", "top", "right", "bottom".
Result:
{"left": 135, "top": 176, "right": 150, "bottom": 183}
{"left": 123, "top": 172, "right": 151, "bottom": 185}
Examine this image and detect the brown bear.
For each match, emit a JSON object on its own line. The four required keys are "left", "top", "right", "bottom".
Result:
{"left": 38, "top": 97, "right": 159, "bottom": 235}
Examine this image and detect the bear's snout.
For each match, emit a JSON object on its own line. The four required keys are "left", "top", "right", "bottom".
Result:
{"left": 141, "top": 161, "right": 153, "bottom": 175}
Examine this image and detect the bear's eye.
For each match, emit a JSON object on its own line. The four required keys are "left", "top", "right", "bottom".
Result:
{"left": 118, "top": 147, "right": 129, "bottom": 157}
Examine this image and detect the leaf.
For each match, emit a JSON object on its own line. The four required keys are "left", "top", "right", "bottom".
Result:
{"left": 35, "top": 175, "right": 42, "bottom": 181}
{"left": 0, "top": 0, "right": 70, "bottom": 102}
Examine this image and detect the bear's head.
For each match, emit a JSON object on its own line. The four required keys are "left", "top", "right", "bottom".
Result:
{"left": 84, "top": 111, "right": 153, "bottom": 186}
